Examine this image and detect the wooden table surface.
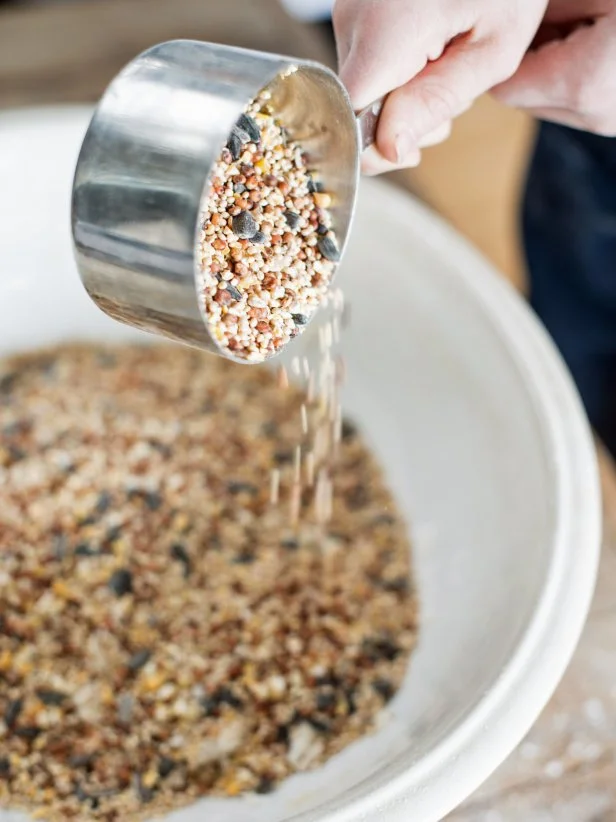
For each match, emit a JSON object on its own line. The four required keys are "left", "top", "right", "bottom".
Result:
{"left": 2, "top": 1, "right": 615, "bottom": 818}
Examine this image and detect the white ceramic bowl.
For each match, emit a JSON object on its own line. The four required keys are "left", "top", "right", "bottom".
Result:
{"left": 0, "top": 108, "right": 601, "bottom": 822}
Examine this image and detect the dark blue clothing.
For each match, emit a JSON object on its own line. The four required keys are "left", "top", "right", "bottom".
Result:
{"left": 523, "top": 123, "right": 616, "bottom": 455}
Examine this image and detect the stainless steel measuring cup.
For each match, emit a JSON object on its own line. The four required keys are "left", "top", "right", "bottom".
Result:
{"left": 71, "top": 39, "right": 381, "bottom": 360}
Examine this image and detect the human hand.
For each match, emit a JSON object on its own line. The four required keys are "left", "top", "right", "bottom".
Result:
{"left": 333, "top": 0, "right": 549, "bottom": 174}
{"left": 493, "top": 0, "right": 616, "bottom": 135}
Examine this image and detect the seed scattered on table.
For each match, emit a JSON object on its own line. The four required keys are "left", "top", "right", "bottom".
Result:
{"left": 0, "top": 343, "right": 418, "bottom": 822}
{"left": 198, "top": 90, "right": 340, "bottom": 362}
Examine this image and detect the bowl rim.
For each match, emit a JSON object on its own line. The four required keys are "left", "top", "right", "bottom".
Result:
{"left": 0, "top": 107, "right": 602, "bottom": 822}
{"left": 293, "top": 180, "right": 600, "bottom": 822}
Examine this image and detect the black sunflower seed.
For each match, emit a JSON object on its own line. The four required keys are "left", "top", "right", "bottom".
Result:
{"left": 0, "top": 758, "right": 10, "bottom": 778}
{"left": 105, "top": 525, "right": 123, "bottom": 544}
{"left": 317, "top": 223, "right": 329, "bottom": 235}
{"left": 292, "top": 313, "right": 309, "bottom": 326}
{"left": 361, "top": 636, "right": 401, "bottom": 662}
{"left": 95, "top": 491, "right": 113, "bottom": 514}
{"left": 170, "top": 543, "right": 192, "bottom": 578}
{"left": 108, "top": 568, "right": 133, "bottom": 597}
{"left": 69, "top": 754, "right": 96, "bottom": 770}
{"left": 74, "top": 542, "right": 103, "bottom": 557}
{"left": 226, "top": 283, "right": 243, "bottom": 301}
{"left": 227, "top": 130, "right": 243, "bottom": 161}
{"left": 15, "top": 726, "right": 41, "bottom": 741}
{"left": 255, "top": 776, "right": 275, "bottom": 795}
{"left": 316, "top": 691, "right": 337, "bottom": 711}
{"left": 281, "top": 537, "right": 299, "bottom": 551}
{"left": 307, "top": 716, "right": 331, "bottom": 734}
{"left": 346, "top": 484, "right": 370, "bottom": 510}
{"left": 284, "top": 210, "right": 300, "bottom": 230}
{"left": 200, "top": 687, "right": 244, "bottom": 716}
{"left": 317, "top": 235, "right": 340, "bottom": 262}
{"left": 135, "top": 774, "right": 154, "bottom": 804}
{"left": 36, "top": 689, "right": 67, "bottom": 706}
{"left": 0, "top": 372, "right": 18, "bottom": 393}
{"left": 372, "top": 678, "right": 395, "bottom": 702}
{"left": 128, "top": 649, "right": 152, "bottom": 672}
{"left": 307, "top": 176, "right": 324, "bottom": 194}
{"left": 249, "top": 230, "right": 267, "bottom": 245}
{"left": 158, "top": 757, "right": 178, "bottom": 779}
{"left": 75, "top": 784, "right": 99, "bottom": 809}
{"left": 232, "top": 211, "right": 258, "bottom": 239}
{"left": 237, "top": 113, "right": 261, "bottom": 143}
{"left": 273, "top": 450, "right": 293, "bottom": 465}
{"left": 382, "top": 575, "right": 409, "bottom": 594}
{"left": 127, "top": 488, "right": 162, "bottom": 510}
{"left": 4, "top": 699, "right": 23, "bottom": 727}
{"left": 227, "top": 480, "right": 258, "bottom": 495}
{"left": 143, "top": 491, "right": 162, "bottom": 511}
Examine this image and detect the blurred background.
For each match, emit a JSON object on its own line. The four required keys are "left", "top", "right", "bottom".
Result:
{"left": 0, "top": 0, "right": 615, "bottom": 818}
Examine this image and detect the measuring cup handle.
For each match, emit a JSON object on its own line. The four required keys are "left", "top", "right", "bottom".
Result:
{"left": 356, "top": 97, "right": 385, "bottom": 152}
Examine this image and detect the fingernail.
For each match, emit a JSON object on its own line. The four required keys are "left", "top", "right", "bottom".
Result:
{"left": 395, "top": 132, "right": 417, "bottom": 163}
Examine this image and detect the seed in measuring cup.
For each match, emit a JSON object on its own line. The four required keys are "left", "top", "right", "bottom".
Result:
{"left": 198, "top": 90, "right": 340, "bottom": 362}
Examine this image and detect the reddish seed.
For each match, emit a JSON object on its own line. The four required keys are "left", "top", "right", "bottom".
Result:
{"left": 249, "top": 190, "right": 261, "bottom": 203}
{"left": 235, "top": 197, "right": 249, "bottom": 210}
{"left": 210, "top": 261, "right": 221, "bottom": 273}
{"left": 271, "top": 234, "right": 282, "bottom": 245}
{"left": 212, "top": 238, "right": 227, "bottom": 251}
{"left": 282, "top": 232, "right": 294, "bottom": 244}
{"left": 277, "top": 180, "right": 290, "bottom": 195}
{"left": 246, "top": 176, "right": 258, "bottom": 190}
{"left": 256, "top": 321, "right": 270, "bottom": 332}
{"left": 214, "top": 288, "right": 233, "bottom": 305}
{"left": 234, "top": 263, "right": 248, "bottom": 277}
{"left": 264, "top": 174, "right": 278, "bottom": 187}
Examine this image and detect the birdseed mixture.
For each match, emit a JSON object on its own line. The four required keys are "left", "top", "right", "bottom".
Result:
{"left": 0, "top": 343, "right": 418, "bottom": 822}
{"left": 198, "top": 89, "right": 340, "bottom": 362}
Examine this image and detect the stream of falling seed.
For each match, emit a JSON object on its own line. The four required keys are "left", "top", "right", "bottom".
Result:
{"left": 270, "top": 287, "right": 345, "bottom": 527}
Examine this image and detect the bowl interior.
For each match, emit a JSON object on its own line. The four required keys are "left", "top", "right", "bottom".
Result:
{"left": 0, "top": 108, "right": 594, "bottom": 822}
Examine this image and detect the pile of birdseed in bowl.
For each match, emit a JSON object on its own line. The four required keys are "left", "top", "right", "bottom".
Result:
{"left": 0, "top": 322, "right": 419, "bottom": 821}
{"left": 197, "top": 89, "right": 341, "bottom": 363}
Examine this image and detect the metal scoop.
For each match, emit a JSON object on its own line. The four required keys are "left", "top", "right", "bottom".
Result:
{"left": 71, "top": 40, "right": 381, "bottom": 361}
